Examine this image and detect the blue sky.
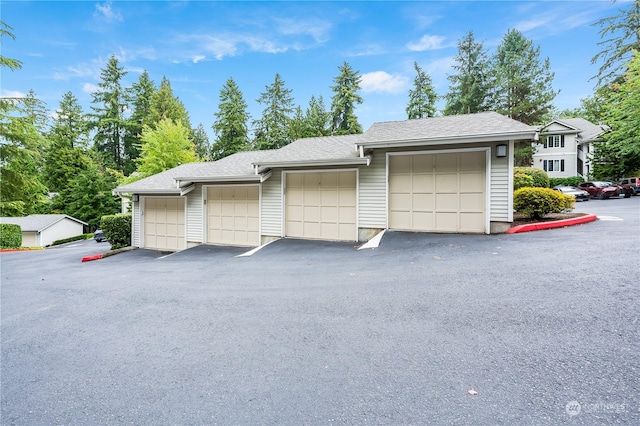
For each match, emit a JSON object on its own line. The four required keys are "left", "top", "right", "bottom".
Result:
{"left": 2, "top": 1, "right": 618, "bottom": 139}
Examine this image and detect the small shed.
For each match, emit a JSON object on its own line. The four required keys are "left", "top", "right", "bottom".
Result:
{"left": 0, "top": 214, "right": 87, "bottom": 247}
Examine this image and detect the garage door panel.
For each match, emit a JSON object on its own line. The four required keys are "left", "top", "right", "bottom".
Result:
{"left": 207, "top": 186, "right": 259, "bottom": 246}
{"left": 389, "top": 152, "right": 486, "bottom": 233}
{"left": 285, "top": 171, "right": 357, "bottom": 241}
{"left": 144, "top": 196, "right": 185, "bottom": 251}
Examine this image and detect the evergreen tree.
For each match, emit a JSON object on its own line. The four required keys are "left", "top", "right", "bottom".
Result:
{"left": 124, "top": 70, "right": 156, "bottom": 175}
{"left": 304, "top": 95, "right": 331, "bottom": 137}
{"left": 63, "top": 162, "right": 120, "bottom": 228}
{"left": 191, "top": 123, "right": 210, "bottom": 160}
{"left": 330, "top": 62, "right": 363, "bottom": 135}
{"left": 489, "top": 29, "right": 557, "bottom": 125}
{"left": 592, "top": 0, "right": 640, "bottom": 87}
{"left": 444, "top": 31, "right": 490, "bottom": 115}
{"left": 211, "top": 78, "right": 250, "bottom": 160}
{"left": 406, "top": 61, "right": 437, "bottom": 119}
{"left": 149, "top": 76, "right": 191, "bottom": 130}
{"left": 0, "top": 21, "right": 22, "bottom": 71}
{"left": 136, "top": 118, "right": 198, "bottom": 177}
{"left": 90, "top": 55, "right": 129, "bottom": 171}
{"left": 252, "top": 73, "right": 294, "bottom": 150}
{"left": 288, "top": 106, "right": 306, "bottom": 141}
{"left": 44, "top": 92, "right": 91, "bottom": 195}
{"left": 593, "top": 52, "right": 640, "bottom": 178}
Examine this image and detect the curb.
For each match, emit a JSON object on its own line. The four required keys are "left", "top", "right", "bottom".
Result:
{"left": 506, "top": 213, "right": 598, "bottom": 234}
{"left": 81, "top": 246, "right": 136, "bottom": 262}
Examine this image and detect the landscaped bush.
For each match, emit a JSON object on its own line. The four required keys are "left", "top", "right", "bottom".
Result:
{"left": 514, "top": 172, "right": 535, "bottom": 190}
{"left": 100, "top": 214, "right": 131, "bottom": 250}
{"left": 52, "top": 234, "right": 93, "bottom": 246}
{"left": 514, "top": 187, "right": 575, "bottom": 219}
{"left": 0, "top": 224, "right": 22, "bottom": 248}
{"left": 513, "top": 166, "right": 550, "bottom": 188}
{"left": 548, "top": 176, "right": 586, "bottom": 188}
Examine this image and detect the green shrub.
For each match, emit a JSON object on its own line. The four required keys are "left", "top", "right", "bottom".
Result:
{"left": 100, "top": 214, "right": 132, "bottom": 250}
{"left": 0, "top": 224, "right": 22, "bottom": 248}
{"left": 514, "top": 172, "right": 535, "bottom": 190}
{"left": 52, "top": 234, "right": 92, "bottom": 246}
{"left": 514, "top": 187, "right": 575, "bottom": 219}
{"left": 513, "top": 166, "right": 550, "bottom": 188}
{"left": 548, "top": 176, "right": 586, "bottom": 188}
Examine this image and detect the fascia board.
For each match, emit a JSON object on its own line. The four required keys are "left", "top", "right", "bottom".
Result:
{"left": 253, "top": 157, "right": 370, "bottom": 169}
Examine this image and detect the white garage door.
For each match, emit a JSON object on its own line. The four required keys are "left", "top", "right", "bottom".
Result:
{"left": 285, "top": 171, "right": 357, "bottom": 241}
{"left": 144, "top": 197, "right": 185, "bottom": 251}
{"left": 207, "top": 186, "right": 259, "bottom": 247}
{"left": 389, "top": 152, "right": 486, "bottom": 233}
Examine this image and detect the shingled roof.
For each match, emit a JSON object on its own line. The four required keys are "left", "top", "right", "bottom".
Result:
{"left": 553, "top": 118, "right": 606, "bottom": 143}
{"left": 359, "top": 112, "right": 537, "bottom": 146}
{"left": 0, "top": 214, "right": 87, "bottom": 232}
{"left": 253, "top": 134, "right": 366, "bottom": 167}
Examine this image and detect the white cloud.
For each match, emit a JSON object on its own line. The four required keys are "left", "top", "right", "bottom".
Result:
{"left": 406, "top": 34, "right": 447, "bottom": 51}
{"left": 1, "top": 90, "right": 27, "bottom": 98}
{"left": 82, "top": 83, "right": 99, "bottom": 94}
{"left": 192, "top": 55, "right": 206, "bottom": 64}
{"left": 94, "top": 1, "right": 123, "bottom": 23}
{"left": 276, "top": 18, "right": 332, "bottom": 42}
{"left": 361, "top": 71, "right": 409, "bottom": 94}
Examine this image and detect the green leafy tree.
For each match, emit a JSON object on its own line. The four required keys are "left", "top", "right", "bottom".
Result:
{"left": 149, "top": 76, "right": 191, "bottom": 130}
{"left": 90, "top": 55, "right": 129, "bottom": 171}
{"left": 591, "top": 0, "right": 640, "bottom": 87}
{"left": 211, "top": 78, "right": 250, "bottom": 160}
{"left": 44, "top": 92, "right": 91, "bottom": 196}
{"left": 330, "top": 62, "right": 363, "bottom": 135}
{"left": 191, "top": 123, "right": 210, "bottom": 160}
{"left": 253, "top": 73, "right": 295, "bottom": 150}
{"left": 592, "top": 52, "right": 640, "bottom": 178}
{"left": 489, "top": 29, "right": 558, "bottom": 125}
{"left": 444, "top": 31, "right": 490, "bottom": 115}
{"left": 406, "top": 61, "right": 437, "bottom": 119}
{"left": 124, "top": 70, "right": 156, "bottom": 175}
{"left": 63, "top": 163, "right": 120, "bottom": 228}
{"left": 136, "top": 118, "right": 198, "bottom": 177}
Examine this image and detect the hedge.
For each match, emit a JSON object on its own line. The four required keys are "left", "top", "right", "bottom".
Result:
{"left": 514, "top": 187, "right": 575, "bottom": 219}
{"left": 514, "top": 172, "right": 535, "bottom": 190}
{"left": 513, "top": 166, "right": 550, "bottom": 188}
{"left": 52, "top": 234, "right": 93, "bottom": 246}
{"left": 548, "top": 176, "right": 586, "bottom": 188}
{"left": 0, "top": 224, "right": 22, "bottom": 248}
{"left": 100, "top": 214, "right": 132, "bottom": 250}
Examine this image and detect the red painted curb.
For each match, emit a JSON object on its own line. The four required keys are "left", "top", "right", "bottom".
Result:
{"left": 81, "top": 253, "right": 104, "bottom": 262}
{"left": 506, "top": 214, "right": 598, "bottom": 234}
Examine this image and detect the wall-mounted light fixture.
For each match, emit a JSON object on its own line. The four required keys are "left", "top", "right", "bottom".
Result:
{"left": 132, "top": 194, "right": 140, "bottom": 202}
{"left": 496, "top": 144, "right": 507, "bottom": 158}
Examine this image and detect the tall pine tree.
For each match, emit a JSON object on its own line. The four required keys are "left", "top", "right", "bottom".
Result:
{"left": 406, "top": 61, "right": 437, "bottom": 119}
{"left": 91, "top": 55, "right": 129, "bottom": 171}
{"left": 444, "top": 31, "right": 490, "bottom": 115}
{"left": 149, "top": 76, "right": 191, "bottom": 130}
{"left": 211, "top": 78, "right": 250, "bottom": 160}
{"left": 252, "top": 73, "right": 294, "bottom": 150}
{"left": 124, "top": 70, "right": 156, "bottom": 175}
{"left": 330, "top": 62, "right": 363, "bottom": 135}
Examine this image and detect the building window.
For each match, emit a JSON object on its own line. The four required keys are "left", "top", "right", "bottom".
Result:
{"left": 543, "top": 135, "right": 565, "bottom": 148}
{"left": 544, "top": 159, "right": 565, "bottom": 172}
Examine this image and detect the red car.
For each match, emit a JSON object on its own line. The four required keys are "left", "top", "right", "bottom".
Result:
{"left": 577, "top": 181, "right": 622, "bottom": 199}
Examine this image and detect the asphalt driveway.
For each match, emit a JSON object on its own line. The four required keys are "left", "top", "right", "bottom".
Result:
{"left": 2, "top": 197, "right": 639, "bottom": 424}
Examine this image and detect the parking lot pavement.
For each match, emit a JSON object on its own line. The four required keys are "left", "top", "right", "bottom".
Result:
{"left": 1, "top": 199, "right": 639, "bottom": 424}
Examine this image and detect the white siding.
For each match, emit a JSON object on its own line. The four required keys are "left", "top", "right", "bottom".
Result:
{"left": 358, "top": 152, "right": 387, "bottom": 228}
{"left": 186, "top": 183, "right": 203, "bottom": 243}
{"left": 132, "top": 200, "right": 141, "bottom": 247}
{"left": 40, "top": 219, "right": 84, "bottom": 247}
{"left": 261, "top": 169, "right": 283, "bottom": 236}
{"left": 490, "top": 154, "right": 510, "bottom": 221}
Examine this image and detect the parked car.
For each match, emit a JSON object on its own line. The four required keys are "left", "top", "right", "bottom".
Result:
{"left": 577, "top": 181, "right": 622, "bottom": 199}
{"left": 616, "top": 177, "right": 640, "bottom": 195}
{"left": 94, "top": 229, "right": 106, "bottom": 242}
{"left": 553, "top": 185, "right": 590, "bottom": 202}
{"left": 604, "top": 181, "right": 633, "bottom": 198}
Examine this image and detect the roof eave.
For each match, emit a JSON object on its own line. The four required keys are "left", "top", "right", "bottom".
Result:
{"left": 113, "top": 188, "right": 182, "bottom": 196}
{"left": 174, "top": 174, "right": 265, "bottom": 185}
{"left": 253, "top": 157, "right": 370, "bottom": 169}
{"left": 357, "top": 131, "right": 538, "bottom": 149}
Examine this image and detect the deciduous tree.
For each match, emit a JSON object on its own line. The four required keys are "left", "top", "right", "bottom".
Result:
{"left": 136, "top": 118, "right": 198, "bottom": 177}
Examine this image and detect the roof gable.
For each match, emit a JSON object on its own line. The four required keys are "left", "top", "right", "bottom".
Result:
{"left": 0, "top": 214, "right": 87, "bottom": 232}
{"left": 541, "top": 118, "right": 605, "bottom": 142}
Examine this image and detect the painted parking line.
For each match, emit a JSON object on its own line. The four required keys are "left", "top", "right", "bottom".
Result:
{"left": 236, "top": 239, "right": 279, "bottom": 257}
{"left": 358, "top": 230, "right": 386, "bottom": 250}
{"left": 597, "top": 215, "right": 624, "bottom": 221}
